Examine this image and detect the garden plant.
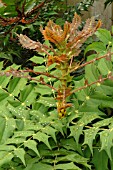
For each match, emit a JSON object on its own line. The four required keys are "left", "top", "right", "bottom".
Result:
{"left": 1, "top": 0, "right": 113, "bottom": 170}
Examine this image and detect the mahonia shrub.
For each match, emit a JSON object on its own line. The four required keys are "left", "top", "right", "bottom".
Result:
{"left": 0, "top": 13, "right": 113, "bottom": 170}
{"left": 18, "top": 13, "right": 101, "bottom": 118}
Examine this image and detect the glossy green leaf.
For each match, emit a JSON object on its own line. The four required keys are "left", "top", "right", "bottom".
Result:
{"left": 8, "top": 100, "right": 21, "bottom": 107}
{"left": 8, "top": 105, "right": 29, "bottom": 119}
{"left": 0, "top": 117, "right": 6, "bottom": 142}
{"left": 14, "top": 148, "right": 26, "bottom": 166}
{"left": 24, "top": 140, "right": 40, "bottom": 157}
{"left": 19, "top": 84, "right": 34, "bottom": 102}
{"left": 34, "top": 66, "right": 46, "bottom": 72}
{"left": 83, "top": 127, "right": 99, "bottom": 154}
{"left": 37, "top": 96, "right": 56, "bottom": 107}
{"left": 0, "top": 117, "right": 16, "bottom": 143}
{"left": 79, "top": 103, "right": 104, "bottom": 115}
{"left": 0, "top": 76, "right": 7, "bottom": 86}
{"left": 13, "top": 131, "right": 34, "bottom": 138}
{"left": 73, "top": 78, "right": 90, "bottom": 101}
{"left": 32, "top": 102, "right": 48, "bottom": 113}
{"left": 19, "top": 84, "right": 37, "bottom": 105}
{"left": 41, "top": 126, "right": 57, "bottom": 143}
{"left": 85, "top": 42, "right": 106, "bottom": 54}
{"left": 96, "top": 80, "right": 113, "bottom": 96}
{"left": 5, "top": 138, "right": 25, "bottom": 144}
{"left": 99, "top": 129, "right": 113, "bottom": 159}
{"left": 30, "top": 56, "right": 45, "bottom": 64}
{"left": 33, "top": 132, "right": 51, "bottom": 149}
{"left": 85, "top": 63, "right": 100, "bottom": 83}
{"left": 51, "top": 119, "right": 64, "bottom": 136}
{"left": 93, "top": 117, "right": 113, "bottom": 128}
{"left": 35, "top": 84, "right": 53, "bottom": 95}
{"left": 0, "top": 151, "right": 14, "bottom": 167}
{"left": 0, "top": 76, "right": 11, "bottom": 89}
{"left": 97, "top": 58, "right": 112, "bottom": 75}
{"left": 55, "top": 162, "right": 81, "bottom": 170}
{"left": 92, "top": 149, "right": 108, "bottom": 170}
{"left": 70, "top": 113, "right": 99, "bottom": 144}
{"left": 88, "top": 92, "right": 113, "bottom": 108}
{"left": 8, "top": 77, "right": 27, "bottom": 96}
{"left": 95, "top": 28, "right": 111, "bottom": 45}
{"left": 0, "top": 145, "right": 15, "bottom": 151}
{"left": 70, "top": 125, "right": 83, "bottom": 145}
{"left": 31, "top": 162, "right": 53, "bottom": 170}
{"left": 58, "top": 153, "right": 90, "bottom": 169}
{"left": 0, "top": 92, "right": 9, "bottom": 102}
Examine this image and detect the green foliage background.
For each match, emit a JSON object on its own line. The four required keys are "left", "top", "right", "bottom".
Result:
{"left": 0, "top": 0, "right": 113, "bottom": 170}
{"left": 0, "top": 28, "right": 112, "bottom": 169}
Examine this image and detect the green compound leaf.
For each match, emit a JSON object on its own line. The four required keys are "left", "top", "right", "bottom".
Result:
{"left": 14, "top": 148, "right": 26, "bottom": 166}
{"left": 70, "top": 113, "right": 99, "bottom": 144}
{"left": 33, "top": 132, "right": 51, "bottom": 149}
{"left": 24, "top": 140, "right": 40, "bottom": 157}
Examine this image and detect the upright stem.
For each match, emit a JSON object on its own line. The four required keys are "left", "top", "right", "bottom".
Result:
{"left": 57, "top": 61, "right": 72, "bottom": 118}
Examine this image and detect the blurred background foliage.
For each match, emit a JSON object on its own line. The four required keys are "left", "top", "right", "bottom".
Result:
{"left": 0, "top": 0, "right": 99, "bottom": 67}
{"left": 0, "top": 0, "right": 112, "bottom": 67}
